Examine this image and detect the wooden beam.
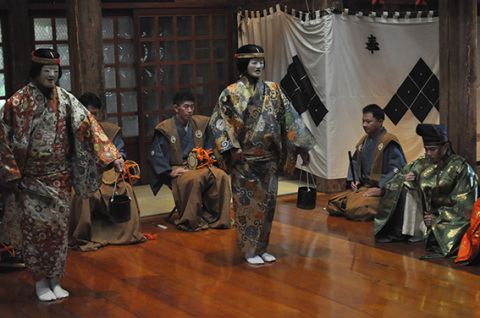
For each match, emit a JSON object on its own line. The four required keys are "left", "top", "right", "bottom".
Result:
{"left": 66, "top": 0, "right": 105, "bottom": 100}
{"left": 439, "top": 1, "right": 477, "bottom": 167}
{"left": 5, "top": 0, "right": 31, "bottom": 93}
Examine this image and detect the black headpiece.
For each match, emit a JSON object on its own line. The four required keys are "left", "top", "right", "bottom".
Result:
{"left": 416, "top": 124, "right": 448, "bottom": 146}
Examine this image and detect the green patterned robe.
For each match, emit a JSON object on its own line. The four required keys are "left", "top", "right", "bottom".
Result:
{"left": 209, "top": 76, "right": 316, "bottom": 255}
{"left": 374, "top": 154, "right": 478, "bottom": 257}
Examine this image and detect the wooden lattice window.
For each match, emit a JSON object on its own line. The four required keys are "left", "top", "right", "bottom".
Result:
{"left": 32, "top": 17, "right": 71, "bottom": 91}
{"left": 136, "top": 10, "right": 234, "bottom": 137}
{"left": 102, "top": 16, "right": 138, "bottom": 138}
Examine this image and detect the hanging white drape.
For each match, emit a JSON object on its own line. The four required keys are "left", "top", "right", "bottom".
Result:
{"left": 238, "top": 6, "right": 440, "bottom": 179}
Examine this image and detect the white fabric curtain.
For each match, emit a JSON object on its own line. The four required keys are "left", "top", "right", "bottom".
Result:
{"left": 238, "top": 6, "right": 440, "bottom": 179}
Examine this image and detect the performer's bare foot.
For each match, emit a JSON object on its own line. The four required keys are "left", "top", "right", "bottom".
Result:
{"left": 261, "top": 252, "right": 276, "bottom": 262}
{"left": 50, "top": 277, "right": 69, "bottom": 299}
{"left": 35, "top": 278, "right": 56, "bottom": 302}
{"left": 245, "top": 253, "right": 264, "bottom": 265}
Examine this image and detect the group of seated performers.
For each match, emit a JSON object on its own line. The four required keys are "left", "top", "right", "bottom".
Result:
{"left": 327, "top": 104, "right": 480, "bottom": 263}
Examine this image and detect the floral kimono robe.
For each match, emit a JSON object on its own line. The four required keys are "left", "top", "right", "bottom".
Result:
{"left": 0, "top": 83, "right": 120, "bottom": 280}
{"left": 209, "top": 76, "right": 316, "bottom": 255}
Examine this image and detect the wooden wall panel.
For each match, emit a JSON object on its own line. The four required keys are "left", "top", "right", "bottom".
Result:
{"left": 439, "top": 1, "right": 477, "bottom": 168}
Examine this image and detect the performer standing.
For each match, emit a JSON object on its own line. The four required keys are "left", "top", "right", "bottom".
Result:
{"left": 0, "top": 49, "right": 123, "bottom": 301}
{"left": 209, "top": 44, "right": 316, "bottom": 265}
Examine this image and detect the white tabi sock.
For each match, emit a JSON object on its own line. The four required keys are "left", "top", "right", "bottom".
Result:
{"left": 35, "top": 278, "right": 56, "bottom": 302}
{"left": 261, "top": 252, "right": 276, "bottom": 262}
{"left": 49, "top": 277, "right": 70, "bottom": 299}
{"left": 245, "top": 252, "right": 264, "bottom": 265}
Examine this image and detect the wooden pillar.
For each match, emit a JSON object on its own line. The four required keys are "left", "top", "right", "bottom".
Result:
{"left": 66, "top": 0, "right": 104, "bottom": 99}
{"left": 439, "top": 1, "right": 477, "bottom": 168}
{"left": 5, "top": 0, "right": 31, "bottom": 92}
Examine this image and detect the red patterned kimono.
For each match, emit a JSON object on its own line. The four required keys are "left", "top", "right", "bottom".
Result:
{"left": 0, "top": 83, "right": 120, "bottom": 280}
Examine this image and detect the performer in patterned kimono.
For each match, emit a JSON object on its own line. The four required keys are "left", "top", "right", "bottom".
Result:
{"left": 374, "top": 124, "right": 478, "bottom": 258}
{"left": 209, "top": 44, "right": 316, "bottom": 265}
{"left": 147, "top": 91, "right": 233, "bottom": 231}
{"left": 0, "top": 49, "right": 123, "bottom": 301}
{"left": 326, "top": 104, "right": 406, "bottom": 221}
{"left": 69, "top": 93, "right": 146, "bottom": 251}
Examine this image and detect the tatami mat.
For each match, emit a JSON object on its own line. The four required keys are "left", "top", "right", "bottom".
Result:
{"left": 134, "top": 177, "right": 300, "bottom": 217}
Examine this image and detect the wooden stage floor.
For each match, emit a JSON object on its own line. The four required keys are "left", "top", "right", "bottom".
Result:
{"left": 1, "top": 192, "right": 480, "bottom": 317}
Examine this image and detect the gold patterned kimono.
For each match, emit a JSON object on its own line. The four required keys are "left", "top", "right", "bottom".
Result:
{"left": 0, "top": 83, "right": 120, "bottom": 280}
{"left": 374, "top": 154, "right": 478, "bottom": 258}
{"left": 209, "top": 76, "right": 316, "bottom": 255}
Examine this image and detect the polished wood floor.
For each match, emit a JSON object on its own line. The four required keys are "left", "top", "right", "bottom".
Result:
{"left": 2, "top": 192, "right": 480, "bottom": 317}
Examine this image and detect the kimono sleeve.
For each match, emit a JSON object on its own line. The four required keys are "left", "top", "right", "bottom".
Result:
{"left": 378, "top": 142, "right": 406, "bottom": 188}
{"left": 0, "top": 116, "right": 21, "bottom": 186}
{"left": 147, "top": 130, "right": 173, "bottom": 195}
{"left": 431, "top": 163, "right": 478, "bottom": 257}
{"left": 112, "top": 134, "right": 127, "bottom": 159}
{"left": 67, "top": 94, "right": 121, "bottom": 197}
{"left": 209, "top": 89, "right": 242, "bottom": 154}
{"left": 278, "top": 88, "right": 316, "bottom": 176}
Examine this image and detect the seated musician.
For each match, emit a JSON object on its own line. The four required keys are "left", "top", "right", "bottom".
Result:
{"left": 376, "top": 124, "right": 478, "bottom": 258}
{"left": 69, "top": 93, "right": 146, "bottom": 251}
{"left": 147, "top": 91, "right": 233, "bottom": 231}
{"left": 326, "top": 104, "right": 406, "bottom": 221}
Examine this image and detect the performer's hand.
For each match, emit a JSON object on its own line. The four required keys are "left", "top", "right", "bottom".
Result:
{"left": 424, "top": 212, "right": 432, "bottom": 227}
{"left": 230, "top": 148, "right": 244, "bottom": 163}
{"left": 113, "top": 157, "right": 125, "bottom": 172}
{"left": 363, "top": 187, "right": 385, "bottom": 197}
{"left": 170, "top": 168, "right": 189, "bottom": 178}
{"left": 300, "top": 152, "right": 310, "bottom": 166}
{"left": 351, "top": 181, "right": 360, "bottom": 192}
{"left": 405, "top": 172, "right": 416, "bottom": 182}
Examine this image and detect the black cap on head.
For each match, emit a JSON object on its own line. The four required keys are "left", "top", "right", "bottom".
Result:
{"left": 416, "top": 124, "right": 448, "bottom": 146}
